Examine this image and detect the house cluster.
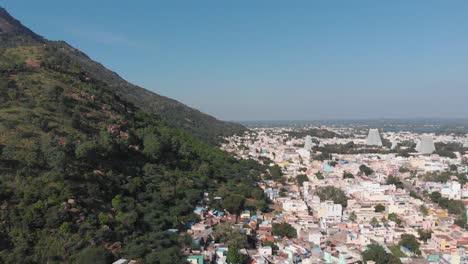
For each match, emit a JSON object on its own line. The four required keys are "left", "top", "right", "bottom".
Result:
{"left": 181, "top": 127, "right": 468, "bottom": 263}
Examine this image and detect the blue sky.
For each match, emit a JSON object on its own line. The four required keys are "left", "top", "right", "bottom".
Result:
{"left": 2, "top": 0, "right": 468, "bottom": 121}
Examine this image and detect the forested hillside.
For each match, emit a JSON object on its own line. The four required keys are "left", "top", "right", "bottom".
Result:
{"left": 0, "top": 8, "right": 265, "bottom": 264}
{"left": 0, "top": 7, "right": 246, "bottom": 144}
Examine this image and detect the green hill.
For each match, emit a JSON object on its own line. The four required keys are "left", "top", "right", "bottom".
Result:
{"left": 0, "top": 8, "right": 265, "bottom": 264}
{"left": 0, "top": 7, "right": 246, "bottom": 145}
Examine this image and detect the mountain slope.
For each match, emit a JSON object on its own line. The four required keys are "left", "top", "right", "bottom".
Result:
{"left": 0, "top": 7, "right": 245, "bottom": 144}
{"left": 0, "top": 8, "right": 266, "bottom": 264}
{"left": 0, "top": 8, "right": 45, "bottom": 47}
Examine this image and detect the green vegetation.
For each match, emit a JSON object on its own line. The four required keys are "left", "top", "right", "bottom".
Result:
{"left": 449, "top": 164, "right": 458, "bottom": 171}
{"left": 429, "top": 191, "right": 465, "bottom": 215}
{"left": 399, "top": 167, "right": 410, "bottom": 173}
{"left": 374, "top": 204, "right": 385, "bottom": 213}
{"left": 272, "top": 223, "right": 297, "bottom": 238}
{"left": 370, "top": 217, "right": 379, "bottom": 227}
{"left": 388, "top": 213, "right": 402, "bottom": 226}
{"left": 0, "top": 41, "right": 267, "bottom": 263}
{"left": 359, "top": 164, "right": 374, "bottom": 176}
{"left": 386, "top": 176, "right": 404, "bottom": 189}
{"left": 420, "top": 205, "right": 429, "bottom": 216}
{"left": 313, "top": 140, "right": 399, "bottom": 160}
{"left": 296, "top": 174, "right": 308, "bottom": 186}
{"left": 349, "top": 211, "right": 357, "bottom": 222}
{"left": 315, "top": 172, "right": 324, "bottom": 180}
{"left": 343, "top": 171, "right": 354, "bottom": 179}
{"left": 417, "top": 229, "right": 432, "bottom": 242}
{"left": 226, "top": 245, "right": 246, "bottom": 264}
{"left": 266, "top": 165, "right": 283, "bottom": 181}
{"left": 362, "top": 244, "right": 402, "bottom": 264}
{"left": 455, "top": 211, "right": 468, "bottom": 229}
{"left": 388, "top": 245, "right": 406, "bottom": 258}
{"left": 423, "top": 171, "right": 467, "bottom": 185}
{"left": 434, "top": 142, "right": 463, "bottom": 159}
{"left": 394, "top": 141, "right": 417, "bottom": 158}
{"left": 429, "top": 191, "right": 442, "bottom": 202}
{"left": 316, "top": 186, "right": 348, "bottom": 207}
{"left": 287, "top": 128, "right": 341, "bottom": 139}
{"left": 399, "top": 234, "right": 420, "bottom": 255}
{"left": 409, "top": 191, "right": 422, "bottom": 200}
{"left": 0, "top": 7, "right": 244, "bottom": 145}
{"left": 212, "top": 223, "right": 249, "bottom": 248}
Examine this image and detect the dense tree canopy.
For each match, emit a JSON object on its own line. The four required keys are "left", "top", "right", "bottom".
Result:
{"left": 399, "top": 234, "right": 420, "bottom": 255}
{"left": 0, "top": 45, "right": 268, "bottom": 263}
{"left": 362, "top": 244, "right": 402, "bottom": 264}
{"left": 272, "top": 223, "right": 297, "bottom": 238}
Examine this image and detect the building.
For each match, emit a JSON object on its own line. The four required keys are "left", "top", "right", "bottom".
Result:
{"left": 304, "top": 135, "right": 313, "bottom": 151}
{"left": 314, "top": 200, "right": 343, "bottom": 223}
{"left": 430, "top": 234, "right": 458, "bottom": 252}
{"left": 366, "top": 129, "right": 383, "bottom": 147}
{"left": 187, "top": 255, "right": 204, "bottom": 264}
{"left": 416, "top": 135, "right": 436, "bottom": 155}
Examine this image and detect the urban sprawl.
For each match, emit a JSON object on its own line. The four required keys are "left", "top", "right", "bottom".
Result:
{"left": 180, "top": 126, "right": 468, "bottom": 264}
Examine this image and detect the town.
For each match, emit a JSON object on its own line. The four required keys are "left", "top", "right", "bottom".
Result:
{"left": 184, "top": 126, "right": 468, "bottom": 264}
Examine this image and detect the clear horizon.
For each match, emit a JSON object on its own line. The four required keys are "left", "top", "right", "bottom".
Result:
{"left": 2, "top": 0, "right": 468, "bottom": 121}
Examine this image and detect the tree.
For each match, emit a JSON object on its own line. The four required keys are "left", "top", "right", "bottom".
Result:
{"left": 362, "top": 244, "right": 389, "bottom": 264}
{"left": 149, "top": 246, "right": 182, "bottom": 264}
{"left": 417, "top": 229, "right": 432, "bottom": 242}
{"left": 359, "top": 164, "right": 374, "bottom": 176}
{"left": 343, "top": 171, "right": 354, "bottom": 179}
{"left": 315, "top": 172, "right": 324, "bottom": 180}
{"left": 420, "top": 205, "right": 429, "bottom": 216}
{"left": 386, "top": 176, "right": 404, "bottom": 189}
{"left": 296, "top": 174, "right": 308, "bottom": 187}
{"left": 374, "top": 204, "right": 385, "bottom": 213}
{"left": 410, "top": 191, "right": 422, "bottom": 200}
{"left": 223, "top": 194, "right": 245, "bottom": 214}
{"left": 142, "top": 133, "right": 161, "bottom": 159}
{"left": 71, "top": 107, "right": 81, "bottom": 129}
{"left": 455, "top": 211, "right": 467, "bottom": 229}
{"left": 316, "top": 186, "right": 348, "bottom": 207}
{"left": 430, "top": 191, "right": 442, "bottom": 203}
{"left": 388, "top": 213, "right": 402, "bottom": 226}
{"left": 213, "top": 223, "right": 248, "bottom": 248}
{"left": 227, "top": 245, "right": 246, "bottom": 264}
{"left": 75, "top": 140, "right": 98, "bottom": 161}
{"left": 399, "top": 234, "right": 420, "bottom": 254}
{"left": 449, "top": 164, "right": 458, "bottom": 171}
{"left": 272, "top": 223, "right": 297, "bottom": 238}
{"left": 268, "top": 165, "right": 283, "bottom": 180}
{"left": 46, "top": 85, "right": 64, "bottom": 101}
{"left": 370, "top": 217, "right": 379, "bottom": 228}
{"left": 399, "top": 167, "right": 410, "bottom": 173}
{"left": 388, "top": 254, "right": 403, "bottom": 264}
{"left": 349, "top": 211, "right": 357, "bottom": 222}
{"left": 74, "top": 247, "right": 111, "bottom": 264}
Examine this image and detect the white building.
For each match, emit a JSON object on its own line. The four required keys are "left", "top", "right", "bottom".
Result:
{"left": 366, "top": 129, "right": 383, "bottom": 147}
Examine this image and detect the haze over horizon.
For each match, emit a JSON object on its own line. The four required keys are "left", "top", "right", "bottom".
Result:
{"left": 3, "top": 0, "right": 468, "bottom": 121}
